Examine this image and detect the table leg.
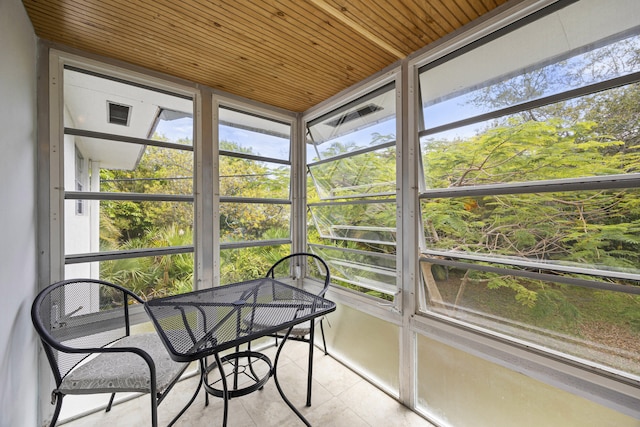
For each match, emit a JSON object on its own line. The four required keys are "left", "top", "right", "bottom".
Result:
{"left": 306, "top": 320, "right": 315, "bottom": 407}
{"left": 214, "top": 352, "right": 230, "bottom": 427}
{"left": 273, "top": 326, "right": 312, "bottom": 427}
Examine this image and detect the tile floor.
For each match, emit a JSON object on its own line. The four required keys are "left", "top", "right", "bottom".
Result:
{"left": 59, "top": 340, "right": 435, "bottom": 427}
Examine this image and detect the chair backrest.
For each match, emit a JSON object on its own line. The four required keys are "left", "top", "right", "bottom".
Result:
{"left": 31, "top": 279, "right": 145, "bottom": 386}
{"left": 265, "top": 252, "right": 331, "bottom": 297}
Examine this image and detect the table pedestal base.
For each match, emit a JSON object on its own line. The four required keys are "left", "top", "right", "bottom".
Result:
{"left": 203, "top": 350, "right": 272, "bottom": 398}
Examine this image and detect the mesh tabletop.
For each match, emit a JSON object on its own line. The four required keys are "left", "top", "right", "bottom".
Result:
{"left": 145, "top": 278, "right": 336, "bottom": 362}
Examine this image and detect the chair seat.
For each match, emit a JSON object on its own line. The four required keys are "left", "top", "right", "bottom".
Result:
{"left": 59, "top": 332, "right": 185, "bottom": 395}
{"left": 243, "top": 306, "right": 317, "bottom": 338}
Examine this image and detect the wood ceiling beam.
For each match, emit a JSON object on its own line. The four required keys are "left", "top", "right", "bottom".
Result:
{"left": 308, "top": 0, "right": 405, "bottom": 59}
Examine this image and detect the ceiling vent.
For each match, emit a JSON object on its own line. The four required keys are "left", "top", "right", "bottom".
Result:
{"left": 326, "top": 103, "right": 383, "bottom": 128}
{"left": 107, "top": 101, "right": 131, "bottom": 126}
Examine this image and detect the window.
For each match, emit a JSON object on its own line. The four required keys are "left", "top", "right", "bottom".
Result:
{"left": 417, "top": 0, "right": 640, "bottom": 379}
{"left": 306, "top": 82, "right": 398, "bottom": 301}
{"left": 62, "top": 66, "right": 195, "bottom": 299}
{"left": 218, "top": 105, "right": 292, "bottom": 284}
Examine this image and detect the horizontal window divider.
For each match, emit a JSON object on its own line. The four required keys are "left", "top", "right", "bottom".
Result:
{"left": 219, "top": 149, "right": 290, "bottom": 165}
{"left": 324, "top": 236, "right": 397, "bottom": 246}
{"left": 309, "top": 243, "right": 396, "bottom": 259}
{"left": 65, "top": 246, "right": 194, "bottom": 264}
{"left": 220, "top": 239, "right": 291, "bottom": 250}
{"left": 333, "top": 274, "right": 397, "bottom": 296}
{"left": 419, "top": 173, "right": 640, "bottom": 198}
{"left": 420, "top": 253, "right": 640, "bottom": 295}
{"left": 317, "top": 191, "right": 397, "bottom": 201}
{"left": 419, "top": 71, "right": 640, "bottom": 138}
{"left": 308, "top": 197, "right": 396, "bottom": 207}
{"left": 219, "top": 197, "right": 291, "bottom": 204}
{"left": 52, "top": 304, "right": 149, "bottom": 342}
{"left": 65, "top": 191, "right": 194, "bottom": 202}
{"left": 64, "top": 127, "right": 194, "bottom": 151}
{"left": 307, "top": 140, "right": 396, "bottom": 166}
{"left": 331, "top": 225, "right": 395, "bottom": 231}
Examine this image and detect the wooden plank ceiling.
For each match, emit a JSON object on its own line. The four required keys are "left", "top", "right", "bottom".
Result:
{"left": 23, "top": 0, "right": 508, "bottom": 112}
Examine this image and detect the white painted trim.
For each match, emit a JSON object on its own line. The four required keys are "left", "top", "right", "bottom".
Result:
{"left": 195, "top": 86, "right": 211, "bottom": 290}
{"left": 48, "top": 51, "right": 65, "bottom": 284}
{"left": 399, "top": 55, "right": 420, "bottom": 408}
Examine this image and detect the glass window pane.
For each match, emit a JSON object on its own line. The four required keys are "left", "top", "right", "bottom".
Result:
{"left": 220, "top": 156, "right": 290, "bottom": 199}
{"left": 152, "top": 108, "right": 193, "bottom": 145}
{"left": 416, "top": 0, "right": 640, "bottom": 381}
{"left": 65, "top": 199, "right": 193, "bottom": 255}
{"left": 219, "top": 107, "right": 290, "bottom": 161}
{"left": 309, "top": 244, "right": 396, "bottom": 298}
{"left": 419, "top": 259, "right": 640, "bottom": 376}
{"left": 420, "top": 82, "right": 640, "bottom": 189}
{"left": 220, "top": 203, "right": 290, "bottom": 243}
{"left": 65, "top": 255, "right": 194, "bottom": 299}
{"left": 76, "top": 143, "right": 193, "bottom": 195}
{"left": 309, "top": 201, "right": 396, "bottom": 245}
{"left": 421, "top": 188, "right": 640, "bottom": 274}
{"left": 220, "top": 245, "right": 290, "bottom": 285}
{"left": 306, "top": 83, "right": 396, "bottom": 162}
{"left": 308, "top": 146, "right": 396, "bottom": 200}
{"left": 419, "top": 3, "right": 640, "bottom": 130}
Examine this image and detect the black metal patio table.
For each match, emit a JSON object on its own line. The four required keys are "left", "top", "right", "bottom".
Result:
{"left": 144, "top": 277, "right": 336, "bottom": 426}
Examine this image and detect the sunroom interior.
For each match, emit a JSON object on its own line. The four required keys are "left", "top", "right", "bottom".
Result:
{"left": 2, "top": 0, "right": 640, "bottom": 426}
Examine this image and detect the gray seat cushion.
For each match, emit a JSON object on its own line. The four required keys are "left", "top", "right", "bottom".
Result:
{"left": 59, "top": 332, "right": 186, "bottom": 395}
{"left": 243, "top": 305, "right": 315, "bottom": 337}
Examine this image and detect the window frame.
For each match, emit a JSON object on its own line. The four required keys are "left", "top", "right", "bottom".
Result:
{"left": 409, "top": 0, "right": 640, "bottom": 417}
{"left": 214, "top": 98, "right": 297, "bottom": 285}
{"left": 48, "top": 52, "right": 200, "bottom": 299}
{"left": 303, "top": 70, "right": 402, "bottom": 310}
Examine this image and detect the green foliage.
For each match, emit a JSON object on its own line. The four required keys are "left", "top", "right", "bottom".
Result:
{"left": 219, "top": 141, "right": 290, "bottom": 242}
{"left": 529, "top": 287, "right": 581, "bottom": 329}
{"left": 422, "top": 116, "right": 640, "bottom": 272}
{"left": 309, "top": 139, "right": 396, "bottom": 199}
{"left": 99, "top": 136, "right": 291, "bottom": 297}
{"left": 100, "top": 138, "right": 194, "bottom": 242}
{"left": 417, "top": 48, "right": 640, "bottom": 352}
{"left": 483, "top": 273, "right": 538, "bottom": 308}
{"left": 621, "top": 303, "right": 640, "bottom": 333}
{"left": 220, "top": 243, "right": 290, "bottom": 284}
{"left": 100, "top": 226, "right": 194, "bottom": 299}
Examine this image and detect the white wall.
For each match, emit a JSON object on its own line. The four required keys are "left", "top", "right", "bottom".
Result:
{"left": 63, "top": 133, "right": 93, "bottom": 281}
{"left": 0, "top": 0, "right": 38, "bottom": 426}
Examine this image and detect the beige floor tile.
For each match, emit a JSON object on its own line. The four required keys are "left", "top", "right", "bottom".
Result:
{"left": 296, "top": 397, "right": 370, "bottom": 427}
{"left": 310, "top": 355, "right": 364, "bottom": 397}
{"left": 60, "top": 341, "right": 435, "bottom": 427}
{"left": 339, "top": 380, "right": 434, "bottom": 427}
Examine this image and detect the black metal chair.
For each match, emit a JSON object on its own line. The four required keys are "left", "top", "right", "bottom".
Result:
{"left": 246, "top": 252, "right": 331, "bottom": 407}
{"left": 31, "top": 279, "right": 191, "bottom": 427}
